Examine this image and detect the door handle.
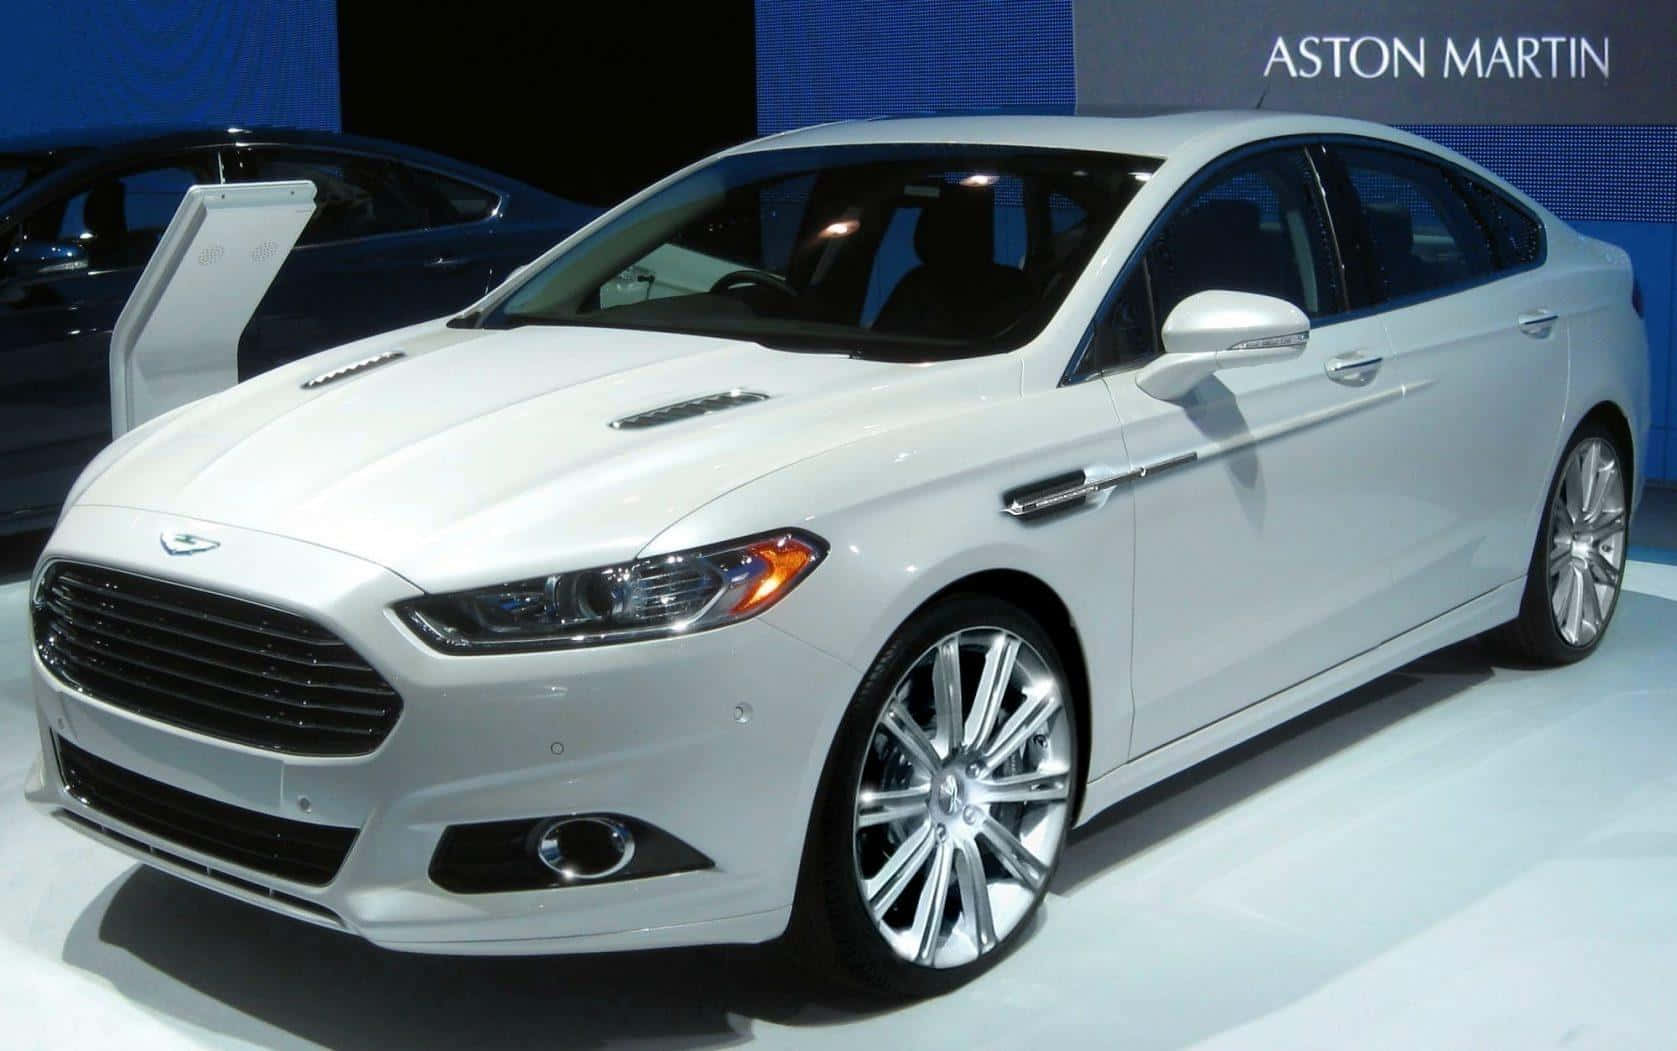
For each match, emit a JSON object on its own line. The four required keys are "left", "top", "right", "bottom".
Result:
{"left": 424, "top": 256, "right": 471, "bottom": 271}
{"left": 1517, "top": 310, "right": 1559, "bottom": 337}
{"left": 1325, "top": 352, "right": 1383, "bottom": 385}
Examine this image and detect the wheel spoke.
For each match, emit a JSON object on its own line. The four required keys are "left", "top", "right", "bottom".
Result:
{"left": 881, "top": 703, "right": 942, "bottom": 774}
{"left": 1588, "top": 550, "right": 1622, "bottom": 590}
{"left": 909, "top": 839, "right": 955, "bottom": 964}
{"left": 865, "top": 819, "right": 935, "bottom": 913}
{"left": 1580, "top": 442, "right": 1603, "bottom": 518}
{"left": 1551, "top": 558, "right": 1576, "bottom": 626}
{"left": 1547, "top": 536, "right": 1573, "bottom": 577}
{"left": 978, "top": 767, "right": 1071, "bottom": 806}
{"left": 963, "top": 634, "right": 1019, "bottom": 751}
{"left": 1579, "top": 563, "right": 1605, "bottom": 636}
{"left": 955, "top": 835, "right": 996, "bottom": 951}
{"left": 1562, "top": 450, "right": 1586, "bottom": 525}
{"left": 980, "top": 686, "right": 1060, "bottom": 774}
{"left": 1564, "top": 562, "right": 1588, "bottom": 642}
{"left": 978, "top": 815, "right": 1049, "bottom": 890}
{"left": 857, "top": 783, "right": 931, "bottom": 828}
{"left": 931, "top": 636, "right": 963, "bottom": 758}
{"left": 1584, "top": 508, "right": 1626, "bottom": 542}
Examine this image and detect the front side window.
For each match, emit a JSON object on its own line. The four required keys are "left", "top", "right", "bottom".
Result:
{"left": 1334, "top": 145, "right": 1496, "bottom": 302}
{"left": 20, "top": 158, "right": 215, "bottom": 272}
{"left": 1084, "top": 147, "right": 1342, "bottom": 373}
{"left": 482, "top": 144, "right": 1157, "bottom": 361}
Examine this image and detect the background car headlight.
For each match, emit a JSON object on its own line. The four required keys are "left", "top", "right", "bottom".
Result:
{"left": 395, "top": 529, "right": 826, "bottom": 653}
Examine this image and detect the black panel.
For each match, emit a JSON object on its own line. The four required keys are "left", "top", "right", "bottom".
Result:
{"left": 56, "top": 737, "right": 357, "bottom": 886}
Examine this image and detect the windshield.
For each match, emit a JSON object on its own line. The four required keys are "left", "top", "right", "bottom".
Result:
{"left": 481, "top": 143, "right": 1158, "bottom": 360}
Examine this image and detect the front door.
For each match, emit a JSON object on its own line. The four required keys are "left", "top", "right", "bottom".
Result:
{"left": 1090, "top": 145, "right": 1420, "bottom": 755}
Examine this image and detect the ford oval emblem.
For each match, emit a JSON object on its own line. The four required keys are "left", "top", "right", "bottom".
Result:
{"left": 160, "top": 533, "right": 220, "bottom": 556}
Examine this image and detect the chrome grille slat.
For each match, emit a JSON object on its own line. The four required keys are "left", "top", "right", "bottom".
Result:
{"left": 34, "top": 563, "right": 402, "bottom": 755}
{"left": 44, "top": 586, "right": 376, "bottom": 674}
{"left": 42, "top": 596, "right": 393, "bottom": 696}
{"left": 40, "top": 637, "right": 381, "bottom": 739}
{"left": 42, "top": 627, "right": 390, "bottom": 721}
{"left": 55, "top": 571, "right": 347, "bottom": 648}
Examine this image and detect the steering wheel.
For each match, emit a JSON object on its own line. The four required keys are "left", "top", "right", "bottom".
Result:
{"left": 709, "top": 269, "right": 798, "bottom": 299}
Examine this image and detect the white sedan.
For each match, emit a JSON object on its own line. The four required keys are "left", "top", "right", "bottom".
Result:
{"left": 24, "top": 111, "right": 1647, "bottom": 996}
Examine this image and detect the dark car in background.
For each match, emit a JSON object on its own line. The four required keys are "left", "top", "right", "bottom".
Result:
{"left": 0, "top": 126, "right": 597, "bottom": 533}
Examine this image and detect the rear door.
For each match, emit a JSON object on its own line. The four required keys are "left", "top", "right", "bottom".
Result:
{"left": 1320, "top": 142, "right": 1567, "bottom": 622}
{"left": 226, "top": 147, "right": 501, "bottom": 377}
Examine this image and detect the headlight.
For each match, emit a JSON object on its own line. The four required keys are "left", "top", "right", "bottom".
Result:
{"left": 395, "top": 529, "right": 826, "bottom": 653}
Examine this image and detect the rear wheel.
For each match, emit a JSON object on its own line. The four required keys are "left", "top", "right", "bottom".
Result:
{"left": 799, "top": 596, "right": 1077, "bottom": 996}
{"left": 1493, "top": 423, "right": 1629, "bottom": 663}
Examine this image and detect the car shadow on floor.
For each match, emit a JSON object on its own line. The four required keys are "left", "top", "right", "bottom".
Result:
{"left": 58, "top": 638, "right": 1506, "bottom": 1049}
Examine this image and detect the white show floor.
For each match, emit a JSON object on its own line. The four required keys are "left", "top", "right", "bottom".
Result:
{"left": 2, "top": 562, "right": 1676, "bottom": 1049}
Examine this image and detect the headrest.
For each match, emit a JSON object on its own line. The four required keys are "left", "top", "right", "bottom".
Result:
{"left": 914, "top": 184, "right": 995, "bottom": 268}
{"left": 1363, "top": 201, "right": 1413, "bottom": 253}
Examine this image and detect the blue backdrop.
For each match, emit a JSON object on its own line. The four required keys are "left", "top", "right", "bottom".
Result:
{"left": 756, "top": 0, "right": 1676, "bottom": 482}
{"left": 0, "top": 0, "right": 340, "bottom": 138}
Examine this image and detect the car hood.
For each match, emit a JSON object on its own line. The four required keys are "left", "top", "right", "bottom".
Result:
{"left": 79, "top": 322, "right": 1014, "bottom": 591}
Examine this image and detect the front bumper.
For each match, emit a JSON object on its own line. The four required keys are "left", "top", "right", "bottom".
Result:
{"left": 25, "top": 505, "right": 861, "bottom": 954}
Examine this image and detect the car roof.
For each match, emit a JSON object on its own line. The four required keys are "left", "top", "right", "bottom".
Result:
{"left": 734, "top": 109, "right": 1423, "bottom": 162}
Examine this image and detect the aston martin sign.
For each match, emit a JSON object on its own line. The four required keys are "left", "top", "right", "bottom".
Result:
{"left": 1074, "top": 2, "right": 1675, "bottom": 123}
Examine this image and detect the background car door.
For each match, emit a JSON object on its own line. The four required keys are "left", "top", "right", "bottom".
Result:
{"left": 1321, "top": 143, "right": 1568, "bottom": 623}
{"left": 227, "top": 147, "right": 501, "bottom": 377}
{"left": 0, "top": 155, "right": 217, "bottom": 523}
{"left": 1091, "top": 145, "right": 1421, "bottom": 755}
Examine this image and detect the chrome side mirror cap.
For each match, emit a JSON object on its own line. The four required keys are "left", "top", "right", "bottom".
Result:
{"left": 1136, "top": 290, "right": 1310, "bottom": 401}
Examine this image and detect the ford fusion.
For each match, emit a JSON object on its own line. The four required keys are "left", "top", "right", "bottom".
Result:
{"left": 25, "top": 113, "right": 1647, "bottom": 994}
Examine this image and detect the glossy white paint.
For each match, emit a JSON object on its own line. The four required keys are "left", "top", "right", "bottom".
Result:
{"left": 24, "top": 112, "right": 1649, "bottom": 955}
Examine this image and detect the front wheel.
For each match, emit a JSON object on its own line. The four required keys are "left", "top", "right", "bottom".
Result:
{"left": 799, "top": 595, "right": 1078, "bottom": 996}
{"left": 1493, "top": 423, "right": 1629, "bottom": 663}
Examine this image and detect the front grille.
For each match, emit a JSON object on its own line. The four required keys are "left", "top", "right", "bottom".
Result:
{"left": 33, "top": 562, "right": 402, "bottom": 756}
{"left": 56, "top": 737, "right": 357, "bottom": 886}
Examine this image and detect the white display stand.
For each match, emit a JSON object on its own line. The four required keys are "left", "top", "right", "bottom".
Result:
{"left": 109, "top": 181, "right": 316, "bottom": 437}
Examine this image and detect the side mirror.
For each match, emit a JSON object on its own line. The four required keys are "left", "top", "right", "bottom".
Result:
{"left": 1136, "top": 290, "right": 1309, "bottom": 401}
{"left": 1, "top": 239, "right": 89, "bottom": 281}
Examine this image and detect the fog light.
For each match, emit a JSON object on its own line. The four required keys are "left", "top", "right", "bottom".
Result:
{"left": 429, "top": 813, "right": 711, "bottom": 893}
{"left": 534, "top": 816, "right": 635, "bottom": 880}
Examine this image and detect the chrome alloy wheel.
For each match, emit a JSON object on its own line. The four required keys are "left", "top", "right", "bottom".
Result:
{"left": 851, "top": 627, "right": 1072, "bottom": 969}
{"left": 1547, "top": 436, "right": 1627, "bottom": 647}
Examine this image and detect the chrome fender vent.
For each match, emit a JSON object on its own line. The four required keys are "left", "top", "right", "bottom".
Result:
{"left": 609, "top": 389, "right": 769, "bottom": 430}
{"left": 301, "top": 350, "right": 406, "bottom": 390}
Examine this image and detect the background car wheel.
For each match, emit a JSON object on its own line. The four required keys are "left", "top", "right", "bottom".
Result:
{"left": 1492, "top": 422, "right": 1629, "bottom": 664}
{"left": 797, "top": 595, "right": 1078, "bottom": 997}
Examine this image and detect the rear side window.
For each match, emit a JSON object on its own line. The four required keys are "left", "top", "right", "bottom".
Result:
{"left": 401, "top": 167, "right": 499, "bottom": 225}
{"left": 1454, "top": 175, "right": 1544, "bottom": 270}
{"left": 1334, "top": 146, "right": 1496, "bottom": 302}
{"left": 230, "top": 148, "right": 428, "bottom": 245}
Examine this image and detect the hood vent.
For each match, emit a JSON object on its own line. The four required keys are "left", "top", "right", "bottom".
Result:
{"left": 609, "top": 389, "right": 769, "bottom": 430}
{"left": 301, "top": 350, "right": 406, "bottom": 390}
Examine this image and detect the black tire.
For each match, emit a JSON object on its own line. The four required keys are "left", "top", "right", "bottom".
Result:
{"left": 1491, "top": 421, "right": 1630, "bottom": 664}
{"left": 791, "top": 594, "right": 1079, "bottom": 998}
